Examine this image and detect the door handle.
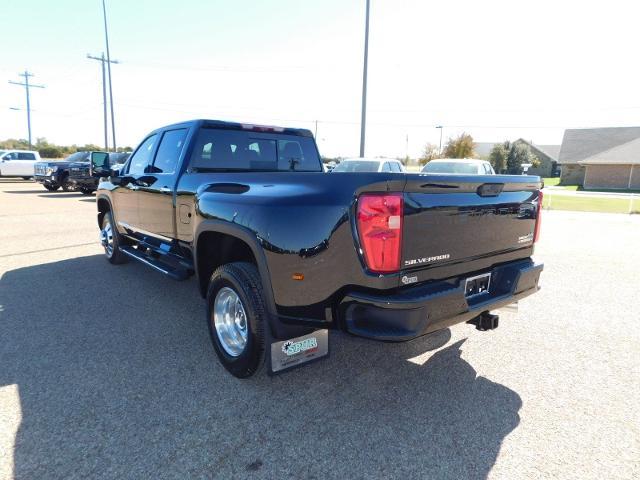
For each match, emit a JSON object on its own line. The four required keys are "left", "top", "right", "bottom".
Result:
{"left": 160, "top": 186, "right": 171, "bottom": 193}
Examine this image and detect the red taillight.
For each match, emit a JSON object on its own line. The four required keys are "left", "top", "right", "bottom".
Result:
{"left": 357, "top": 193, "right": 403, "bottom": 273}
{"left": 534, "top": 191, "right": 543, "bottom": 243}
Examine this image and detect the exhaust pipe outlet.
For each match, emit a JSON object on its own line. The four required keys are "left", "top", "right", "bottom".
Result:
{"left": 467, "top": 311, "right": 499, "bottom": 331}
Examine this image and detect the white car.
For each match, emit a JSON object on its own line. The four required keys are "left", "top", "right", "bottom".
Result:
{"left": 421, "top": 158, "right": 495, "bottom": 175}
{"left": 0, "top": 150, "right": 42, "bottom": 179}
{"left": 331, "top": 157, "right": 405, "bottom": 173}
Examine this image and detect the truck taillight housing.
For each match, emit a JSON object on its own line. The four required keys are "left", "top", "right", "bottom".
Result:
{"left": 357, "top": 193, "right": 403, "bottom": 273}
{"left": 534, "top": 191, "right": 543, "bottom": 243}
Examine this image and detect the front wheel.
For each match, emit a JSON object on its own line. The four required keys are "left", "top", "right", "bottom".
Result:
{"left": 206, "top": 262, "right": 267, "bottom": 378}
{"left": 100, "top": 211, "right": 128, "bottom": 264}
{"left": 60, "top": 175, "right": 74, "bottom": 192}
{"left": 22, "top": 176, "right": 32, "bottom": 180}
{"left": 44, "top": 184, "right": 60, "bottom": 191}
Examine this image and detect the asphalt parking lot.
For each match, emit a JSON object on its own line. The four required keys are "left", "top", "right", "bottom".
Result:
{"left": 1, "top": 178, "right": 638, "bottom": 480}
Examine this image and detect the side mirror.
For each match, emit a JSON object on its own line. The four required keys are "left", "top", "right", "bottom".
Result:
{"left": 90, "top": 151, "right": 109, "bottom": 176}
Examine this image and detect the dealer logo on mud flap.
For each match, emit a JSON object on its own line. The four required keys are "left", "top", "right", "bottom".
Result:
{"left": 271, "top": 330, "right": 329, "bottom": 373}
{"left": 282, "top": 337, "right": 318, "bottom": 356}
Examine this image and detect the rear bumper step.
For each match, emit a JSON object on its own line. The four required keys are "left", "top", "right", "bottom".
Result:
{"left": 338, "top": 259, "right": 543, "bottom": 341}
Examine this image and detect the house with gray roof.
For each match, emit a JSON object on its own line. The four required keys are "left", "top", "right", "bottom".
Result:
{"left": 513, "top": 139, "right": 560, "bottom": 177}
{"left": 558, "top": 127, "right": 640, "bottom": 189}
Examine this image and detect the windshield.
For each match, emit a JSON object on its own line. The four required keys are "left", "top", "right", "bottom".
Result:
{"left": 64, "top": 151, "right": 90, "bottom": 163}
{"left": 0, "top": 151, "right": 5, "bottom": 156}
{"left": 422, "top": 162, "right": 480, "bottom": 174}
{"left": 110, "top": 153, "right": 130, "bottom": 165}
{"left": 332, "top": 160, "right": 379, "bottom": 172}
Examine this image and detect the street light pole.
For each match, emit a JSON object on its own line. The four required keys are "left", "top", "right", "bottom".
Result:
{"left": 102, "top": 0, "right": 117, "bottom": 151}
{"left": 436, "top": 125, "right": 443, "bottom": 154}
{"left": 359, "top": 0, "right": 370, "bottom": 157}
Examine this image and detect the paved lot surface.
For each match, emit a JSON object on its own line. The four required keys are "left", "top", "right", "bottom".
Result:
{"left": 1, "top": 178, "right": 638, "bottom": 479}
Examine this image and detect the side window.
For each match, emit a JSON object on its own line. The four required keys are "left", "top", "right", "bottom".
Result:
{"left": 382, "top": 162, "right": 392, "bottom": 172}
{"left": 152, "top": 128, "right": 187, "bottom": 174}
{"left": 484, "top": 163, "right": 493, "bottom": 174}
{"left": 390, "top": 162, "right": 402, "bottom": 172}
{"left": 4, "top": 152, "right": 16, "bottom": 160}
{"left": 127, "top": 135, "right": 157, "bottom": 175}
{"left": 18, "top": 152, "right": 36, "bottom": 160}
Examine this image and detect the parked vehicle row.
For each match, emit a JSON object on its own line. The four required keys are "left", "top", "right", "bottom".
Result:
{"left": 90, "top": 118, "right": 544, "bottom": 378}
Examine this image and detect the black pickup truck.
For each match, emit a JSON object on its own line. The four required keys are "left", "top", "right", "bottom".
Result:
{"left": 94, "top": 119, "right": 543, "bottom": 378}
{"left": 69, "top": 152, "right": 130, "bottom": 194}
{"left": 34, "top": 151, "right": 95, "bottom": 192}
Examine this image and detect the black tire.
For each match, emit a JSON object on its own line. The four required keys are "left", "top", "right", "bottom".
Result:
{"left": 80, "top": 188, "right": 94, "bottom": 195}
{"left": 22, "top": 176, "right": 32, "bottom": 180}
{"left": 44, "top": 184, "right": 60, "bottom": 191}
{"left": 100, "top": 211, "right": 128, "bottom": 264}
{"left": 60, "top": 174, "right": 74, "bottom": 192}
{"left": 206, "top": 262, "right": 267, "bottom": 378}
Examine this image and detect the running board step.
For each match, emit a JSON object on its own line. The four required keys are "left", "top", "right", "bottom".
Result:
{"left": 119, "top": 246, "right": 190, "bottom": 281}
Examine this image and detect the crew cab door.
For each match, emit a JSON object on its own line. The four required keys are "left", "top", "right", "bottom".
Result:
{"left": 136, "top": 128, "right": 188, "bottom": 240}
{"left": 112, "top": 134, "right": 158, "bottom": 234}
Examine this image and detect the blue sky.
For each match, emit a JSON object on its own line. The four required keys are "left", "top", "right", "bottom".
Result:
{"left": 1, "top": 0, "right": 639, "bottom": 157}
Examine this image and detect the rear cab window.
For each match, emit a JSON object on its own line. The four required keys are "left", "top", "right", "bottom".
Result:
{"left": 151, "top": 128, "right": 188, "bottom": 174}
{"left": 189, "top": 128, "right": 321, "bottom": 172}
{"left": 127, "top": 135, "right": 158, "bottom": 175}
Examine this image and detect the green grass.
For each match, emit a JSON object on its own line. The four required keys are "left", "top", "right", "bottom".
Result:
{"left": 542, "top": 178, "right": 580, "bottom": 190}
{"left": 543, "top": 194, "right": 640, "bottom": 214}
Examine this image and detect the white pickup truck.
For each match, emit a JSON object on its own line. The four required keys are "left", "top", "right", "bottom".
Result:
{"left": 0, "top": 150, "right": 41, "bottom": 179}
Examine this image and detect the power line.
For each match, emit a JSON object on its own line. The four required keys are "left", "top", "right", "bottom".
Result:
{"left": 88, "top": 53, "right": 119, "bottom": 151}
{"left": 8, "top": 71, "right": 45, "bottom": 148}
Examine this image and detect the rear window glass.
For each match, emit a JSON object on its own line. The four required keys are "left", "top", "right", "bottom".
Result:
{"left": 189, "top": 128, "right": 321, "bottom": 172}
{"left": 422, "top": 162, "right": 480, "bottom": 174}
{"left": 332, "top": 160, "right": 379, "bottom": 172}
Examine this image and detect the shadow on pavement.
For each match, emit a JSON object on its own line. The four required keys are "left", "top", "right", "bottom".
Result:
{"left": 0, "top": 255, "right": 521, "bottom": 479}
{"left": 3, "top": 189, "right": 50, "bottom": 194}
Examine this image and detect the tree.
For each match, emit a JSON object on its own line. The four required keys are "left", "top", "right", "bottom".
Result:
{"left": 419, "top": 143, "right": 441, "bottom": 165}
{"left": 489, "top": 142, "right": 509, "bottom": 173}
{"left": 506, "top": 142, "right": 539, "bottom": 174}
{"left": 39, "top": 146, "right": 63, "bottom": 158}
{"left": 443, "top": 133, "right": 475, "bottom": 158}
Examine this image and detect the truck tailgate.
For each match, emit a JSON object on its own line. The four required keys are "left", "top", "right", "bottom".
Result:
{"left": 401, "top": 174, "right": 542, "bottom": 272}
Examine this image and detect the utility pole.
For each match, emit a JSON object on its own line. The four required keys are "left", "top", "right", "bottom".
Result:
{"left": 436, "top": 125, "right": 444, "bottom": 154}
{"left": 359, "top": 0, "right": 370, "bottom": 157}
{"left": 102, "top": 0, "right": 117, "bottom": 151}
{"left": 88, "top": 53, "right": 119, "bottom": 151}
{"left": 8, "top": 71, "right": 45, "bottom": 149}
{"left": 405, "top": 134, "right": 409, "bottom": 160}
{"left": 314, "top": 120, "right": 318, "bottom": 138}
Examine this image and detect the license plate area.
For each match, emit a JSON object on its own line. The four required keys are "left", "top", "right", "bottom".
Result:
{"left": 465, "top": 272, "right": 491, "bottom": 298}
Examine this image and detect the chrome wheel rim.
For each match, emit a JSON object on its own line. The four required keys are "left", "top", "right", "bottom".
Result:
{"left": 100, "top": 221, "right": 114, "bottom": 257}
{"left": 213, "top": 287, "right": 248, "bottom": 357}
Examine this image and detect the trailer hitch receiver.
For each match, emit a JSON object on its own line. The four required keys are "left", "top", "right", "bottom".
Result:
{"left": 467, "top": 311, "right": 499, "bottom": 331}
